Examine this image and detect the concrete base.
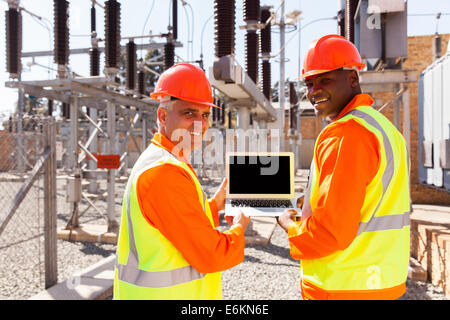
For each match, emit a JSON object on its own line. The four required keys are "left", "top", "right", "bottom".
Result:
{"left": 29, "top": 255, "right": 115, "bottom": 300}
{"left": 410, "top": 204, "right": 450, "bottom": 299}
{"left": 408, "top": 257, "right": 427, "bottom": 282}
{"left": 244, "top": 217, "right": 277, "bottom": 246}
{"left": 411, "top": 204, "right": 450, "bottom": 227}
{"left": 57, "top": 224, "right": 118, "bottom": 244}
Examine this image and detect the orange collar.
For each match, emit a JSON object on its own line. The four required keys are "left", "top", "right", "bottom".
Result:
{"left": 335, "top": 93, "right": 374, "bottom": 121}
{"left": 151, "top": 132, "right": 199, "bottom": 178}
{"left": 151, "top": 132, "right": 190, "bottom": 163}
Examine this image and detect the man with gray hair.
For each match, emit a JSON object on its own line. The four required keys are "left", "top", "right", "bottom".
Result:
{"left": 114, "top": 63, "right": 250, "bottom": 300}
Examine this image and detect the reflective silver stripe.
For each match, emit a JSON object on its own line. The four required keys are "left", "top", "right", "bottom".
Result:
{"left": 202, "top": 190, "right": 207, "bottom": 211}
{"left": 303, "top": 159, "right": 314, "bottom": 214}
{"left": 305, "top": 159, "right": 314, "bottom": 196}
{"left": 117, "top": 263, "right": 205, "bottom": 288}
{"left": 346, "top": 109, "right": 396, "bottom": 234}
{"left": 117, "top": 144, "right": 206, "bottom": 287}
{"left": 348, "top": 109, "right": 395, "bottom": 211}
{"left": 125, "top": 167, "right": 139, "bottom": 270}
{"left": 357, "top": 211, "right": 410, "bottom": 235}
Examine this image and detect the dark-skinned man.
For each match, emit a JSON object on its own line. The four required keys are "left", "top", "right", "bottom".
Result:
{"left": 278, "top": 34, "right": 411, "bottom": 300}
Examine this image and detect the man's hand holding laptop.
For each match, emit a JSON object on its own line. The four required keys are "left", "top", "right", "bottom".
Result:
{"left": 214, "top": 178, "right": 251, "bottom": 231}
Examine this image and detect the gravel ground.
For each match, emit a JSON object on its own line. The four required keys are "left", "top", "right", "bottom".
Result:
{"left": 220, "top": 220, "right": 302, "bottom": 300}
{"left": 219, "top": 216, "right": 447, "bottom": 300}
{"left": 0, "top": 172, "right": 447, "bottom": 300}
{"left": 0, "top": 173, "right": 122, "bottom": 300}
{"left": 207, "top": 177, "right": 448, "bottom": 300}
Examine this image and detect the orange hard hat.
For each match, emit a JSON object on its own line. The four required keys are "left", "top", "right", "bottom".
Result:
{"left": 301, "top": 34, "right": 365, "bottom": 79}
{"left": 150, "top": 63, "right": 220, "bottom": 108}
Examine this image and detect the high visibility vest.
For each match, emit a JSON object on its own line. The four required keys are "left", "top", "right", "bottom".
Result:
{"left": 113, "top": 144, "right": 221, "bottom": 300}
{"left": 301, "top": 106, "right": 411, "bottom": 300}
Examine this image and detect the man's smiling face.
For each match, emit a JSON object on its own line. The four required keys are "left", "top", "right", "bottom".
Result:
{"left": 158, "top": 99, "right": 211, "bottom": 152}
{"left": 305, "top": 69, "right": 359, "bottom": 121}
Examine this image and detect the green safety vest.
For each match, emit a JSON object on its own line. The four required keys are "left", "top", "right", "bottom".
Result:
{"left": 302, "top": 106, "right": 411, "bottom": 299}
{"left": 113, "top": 144, "right": 221, "bottom": 300}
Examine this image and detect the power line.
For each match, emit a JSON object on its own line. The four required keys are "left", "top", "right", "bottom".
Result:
{"left": 408, "top": 13, "right": 450, "bottom": 16}
{"left": 273, "top": 16, "right": 337, "bottom": 58}
{"left": 140, "top": 0, "right": 156, "bottom": 60}
{"left": 200, "top": 13, "right": 214, "bottom": 61}
{"left": 184, "top": 2, "right": 195, "bottom": 63}
{"left": 181, "top": 1, "right": 193, "bottom": 62}
{"left": 181, "top": 3, "right": 189, "bottom": 61}
{"left": 12, "top": 3, "right": 54, "bottom": 79}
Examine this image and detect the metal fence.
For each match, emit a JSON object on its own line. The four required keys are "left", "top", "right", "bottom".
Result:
{"left": 0, "top": 116, "right": 127, "bottom": 300}
{"left": 0, "top": 116, "right": 57, "bottom": 299}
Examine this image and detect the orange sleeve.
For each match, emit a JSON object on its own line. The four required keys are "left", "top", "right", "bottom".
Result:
{"left": 136, "top": 163, "right": 245, "bottom": 273}
{"left": 288, "top": 120, "right": 380, "bottom": 260}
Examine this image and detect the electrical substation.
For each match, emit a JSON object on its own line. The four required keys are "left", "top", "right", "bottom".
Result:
{"left": 1, "top": 0, "right": 450, "bottom": 301}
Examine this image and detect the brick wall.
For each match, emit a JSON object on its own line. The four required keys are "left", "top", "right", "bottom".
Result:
{"left": 298, "top": 116, "right": 323, "bottom": 168}
{"left": 300, "top": 116, "right": 323, "bottom": 140}
{"left": 0, "top": 131, "right": 15, "bottom": 171}
{"left": 373, "top": 34, "right": 450, "bottom": 205}
{"left": 410, "top": 205, "right": 450, "bottom": 298}
{"left": 0, "top": 130, "right": 43, "bottom": 171}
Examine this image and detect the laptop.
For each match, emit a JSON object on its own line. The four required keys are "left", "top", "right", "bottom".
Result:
{"left": 224, "top": 152, "right": 302, "bottom": 217}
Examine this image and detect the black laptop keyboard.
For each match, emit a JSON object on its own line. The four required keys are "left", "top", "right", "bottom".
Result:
{"left": 230, "top": 199, "right": 293, "bottom": 208}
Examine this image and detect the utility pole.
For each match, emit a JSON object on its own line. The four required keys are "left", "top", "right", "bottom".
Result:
{"left": 279, "top": 0, "right": 286, "bottom": 152}
{"left": 298, "top": 0, "right": 302, "bottom": 79}
{"left": 6, "top": 0, "right": 24, "bottom": 172}
{"left": 297, "top": 0, "right": 302, "bottom": 170}
{"left": 17, "top": 75, "right": 24, "bottom": 173}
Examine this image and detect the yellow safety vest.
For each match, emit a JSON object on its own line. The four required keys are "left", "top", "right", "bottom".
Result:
{"left": 113, "top": 144, "right": 221, "bottom": 300}
{"left": 302, "top": 106, "right": 410, "bottom": 299}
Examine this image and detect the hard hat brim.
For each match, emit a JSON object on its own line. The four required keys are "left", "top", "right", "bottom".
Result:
{"left": 299, "top": 68, "right": 337, "bottom": 80}
{"left": 298, "top": 62, "right": 366, "bottom": 80}
{"left": 150, "top": 92, "right": 222, "bottom": 109}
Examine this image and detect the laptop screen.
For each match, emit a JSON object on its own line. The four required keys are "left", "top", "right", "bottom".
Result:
{"left": 228, "top": 155, "right": 292, "bottom": 195}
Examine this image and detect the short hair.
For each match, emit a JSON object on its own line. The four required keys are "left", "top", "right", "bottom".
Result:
{"left": 159, "top": 100, "right": 174, "bottom": 112}
{"left": 156, "top": 100, "right": 174, "bottom": 130}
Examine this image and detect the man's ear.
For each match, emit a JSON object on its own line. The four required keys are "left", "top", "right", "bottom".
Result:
{"left": 157, "top": 107, "right": 168, "bottom": 125}
{"left": 349, "top": 70, "right": 360, "bottom": 89}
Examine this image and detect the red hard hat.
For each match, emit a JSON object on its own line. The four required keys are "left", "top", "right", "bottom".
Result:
{"left": 301, "top": 34, "right": 366, "bottom": 79}
{"left": 150, "top": 63, "right": 220, "bottom": 108}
